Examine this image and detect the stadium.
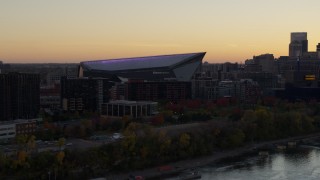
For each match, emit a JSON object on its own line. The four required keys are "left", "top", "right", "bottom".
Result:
{"left": 79, "top": 52, "right": 206, "bottom": 81}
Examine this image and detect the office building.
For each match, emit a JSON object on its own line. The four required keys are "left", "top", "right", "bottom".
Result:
{"left": 192, "top": 77, "right": 219, "bottom": 100}
{"left": 289, "top": 32, "right": 308, "bottom": 57}
{"left": 0, "top": 119, "right": 38, "bottom": 140}
{"left": 0, "top": 73, "right": 40, "bottom": 121}
{"left": 40, "top": 84, "right": 61, "bottom": 111}
{"left": 0, "top": 61, "right": 2, "bottom": 74}
{"left": 237, "top": 72, "right": 278, "bottom": 93}
{"left": 60, "top": 77, "right": 114, "bottom": 112}
{"left": 0, "top": 123, "right": 15, "bottom": 140}
{"left": 251, "top": 54, "right": 275, "bottom": 73}
{"left": 198, "top": 62, "right": 238, "bottom": 80}
{"left": 317, "top": 43, "right": 320, "bottom": 59}
{"left": 238, "top": 79, "right": 261, "bottom": 104}
{"left": 0, "top": 61, "right": 10, "bottom": 74}
{"left": 218, "top": 81, "right": 237, "bottom": 98}
{"left": 46, "top": 66, "right": 78, "bottom": 86}
{"left": 277, "top": 57, "right": 320, "bottom": 87}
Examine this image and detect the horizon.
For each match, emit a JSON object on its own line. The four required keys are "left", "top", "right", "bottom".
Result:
{"left": 1, "top": 0, "right": 320, "bottom": 63}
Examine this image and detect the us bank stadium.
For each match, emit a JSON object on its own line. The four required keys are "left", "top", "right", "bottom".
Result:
{"left": 79, "top": 52, "right": 206, "bottom": 81}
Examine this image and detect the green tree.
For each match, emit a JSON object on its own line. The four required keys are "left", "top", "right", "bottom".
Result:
{"left": 241, "top": 110, "right": 257, "bottom": 142}
{"left": 254, "top": 108, "right": 274, "bottom": 140}
{"left": 157, "top": 130, "right": 171, "bottom": 157}
{"left": 16, "top": 134, "right": 28, "bottom": 150}
{"left": 122, "top": 124, "right": 138, "bottom": 157}
{"left": 226, "top": 128, "right": 246, "bottom": 147}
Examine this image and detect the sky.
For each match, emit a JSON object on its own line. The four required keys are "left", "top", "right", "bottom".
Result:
{"left": 1, "top": 0, "right": 320, "bottom": 63}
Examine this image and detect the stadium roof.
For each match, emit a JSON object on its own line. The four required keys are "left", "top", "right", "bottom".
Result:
{"left": 80, "top": 52, "right": 206, "bottom": 71}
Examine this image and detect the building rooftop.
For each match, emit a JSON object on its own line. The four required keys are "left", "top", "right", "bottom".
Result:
{"left": 81, "top": 52, "right": 206, "bottom": 71}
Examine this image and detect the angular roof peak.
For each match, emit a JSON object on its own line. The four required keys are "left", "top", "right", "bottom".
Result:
{"left": 81, "top": 52, "right": 206, "bottom": 71}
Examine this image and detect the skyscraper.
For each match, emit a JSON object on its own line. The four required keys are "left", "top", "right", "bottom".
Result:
{"left": 289, "top": 32, "right": 308, "bottom": 57}
{"left": 60, "top": 77, "right": 114, "bottom": 112}
{"left": 317, "top": 43, "right": 320, "bottom": 59}
{"left": 0, "top": 61, "right": 3, "bottom": 74}
{"left": 0, "top": 73, "right": 40, "bottom": 121}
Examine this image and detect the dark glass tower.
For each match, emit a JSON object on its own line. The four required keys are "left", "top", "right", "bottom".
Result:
{"left": 289, "top": 32, "right": 308, "bottom": 57}
{"left": 60, "top": 77, "right": 114, "bottom": 112}
{"left": 0, "top": 73, "right": 40, "bottom": 121}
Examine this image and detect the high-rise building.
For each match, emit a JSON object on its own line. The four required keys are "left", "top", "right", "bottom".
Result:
{"left": 289, "top": 32, "right": 308, "bottom": 57}
{"left": 0, "top": 61, "right": 3, "bottom": 74}
{"left": 0, "top": 73, "right": 40, "bottom": 121}
{"left": 192, "top": 77, "right": 219, "bottom": 100}
{"left": 60, "top": 77, "right": 114, "bottom": 112}
{"left": 317, "top": 43, "right": 320, "bottom": 59}
{"left": 253, "top": 54, "right": 275, "bottom": 73}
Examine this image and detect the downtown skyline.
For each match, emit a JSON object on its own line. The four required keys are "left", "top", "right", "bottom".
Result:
{"left": 1, "top": 0, "right": 320, "bottom": 63}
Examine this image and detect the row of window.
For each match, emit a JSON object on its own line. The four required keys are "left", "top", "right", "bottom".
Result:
{"left": 0, "top": 132, "right": 15, "bottom": 136}
{"left": 0, "top": 127, "right": 14, "bottom": 131}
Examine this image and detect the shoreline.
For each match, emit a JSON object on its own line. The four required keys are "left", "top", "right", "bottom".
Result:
{"left": 104, "top": 132, "right": 320, "bottom": 180}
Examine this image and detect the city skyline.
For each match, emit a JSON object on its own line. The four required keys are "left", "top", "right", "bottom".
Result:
{"left": 1, "top": 0, "right": 320, "bottom": 63}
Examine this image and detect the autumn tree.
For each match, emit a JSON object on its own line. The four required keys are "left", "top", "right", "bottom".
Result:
{"left": 178, "top": 133, "right": 191, "bottom": 158}
{"left": 57, "top": 137, "right": 66, "bottom": 151}
{"left": 152, "top": 114, "right": 165, "bottom": 126}
{"left": 56, "top": 151, "right": 65, "bottom": 166}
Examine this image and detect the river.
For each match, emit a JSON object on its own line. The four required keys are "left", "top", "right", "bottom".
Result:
{"left": 198, "top": 146, "right": 320, "bottom": 180}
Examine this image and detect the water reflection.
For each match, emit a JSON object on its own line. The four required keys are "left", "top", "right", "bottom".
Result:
{"left": 200, "top": 147, "right": 320, "bottom": 180}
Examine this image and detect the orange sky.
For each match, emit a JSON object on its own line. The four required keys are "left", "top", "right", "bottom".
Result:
{"left": 1, "top": 0, "right": 320, "bottom": 63}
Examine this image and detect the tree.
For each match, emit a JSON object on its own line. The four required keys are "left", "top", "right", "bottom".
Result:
{"left": 229, "top": 108, "right": 243, "bottom": 121}
{"left": 122, "top": 115, "right": 132, "bottom": 125}
{"left": 56, "top": 151, "right": 65, "bottom": 165}
{"left": 216, "top": 98, "right": 229, "bottom": 107}
{"left": 254, "top": 108, "right": 274, "bottom": 140}
{"left": 57, "top": 138, "right": 66, "bottom": 151}
{"left": 82, "top": 119, "right": 94, "bottom": 132}
{"left": 241, "top": 110, "right": 257, "bottom": 142}
{"left": 27, "top": 135, "right": 36, "bottom": 152}
{"left": 111, "top": 120, "right": 124, "bottom": 131}
{"left": 226, "top": 128, "right": 246, "bottom": 147}
{"left": 179, "top": 133, "right": 190, "bottom": 148}
{"left": 302, "top": 115, "right": 315, "bottom": 132}
{"left": 17, "top": 150, "right": 27, "bottom": 166}
{"left": 16, "top": 135, "right": 28, "bottom": 150}
{"left": 122, "top": 123, "right": 138, "bottom": 157}
{"left": 152, "top": 114, "right": 164, "bottom": 126}
{"left": 157, "top": 130, "right": 171, "bottom": 157}
{"left": 178, "top": 133, "right": 191, "bottom": 158}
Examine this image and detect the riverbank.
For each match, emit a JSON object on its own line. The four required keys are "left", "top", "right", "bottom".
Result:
{"left": 104, "top": 132, "right": 320, "bottom": 180}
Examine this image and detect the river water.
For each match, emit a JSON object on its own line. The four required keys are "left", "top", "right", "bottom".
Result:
{"left": 199, "top": 146, "right": 320, "bottom": 180}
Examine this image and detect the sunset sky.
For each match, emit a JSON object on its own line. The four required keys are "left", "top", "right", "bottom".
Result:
{"left": 1, "top": 0, "right": 320, "bottom": 63}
